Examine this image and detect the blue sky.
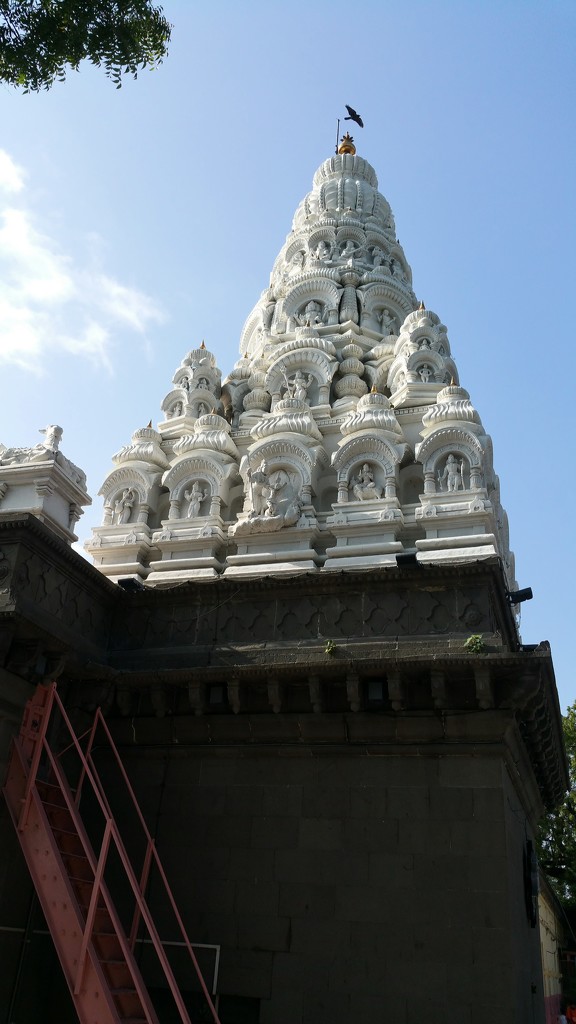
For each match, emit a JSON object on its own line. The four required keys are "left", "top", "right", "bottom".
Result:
{"left": 0, "top": 0, "right": 574, "bottom": 709}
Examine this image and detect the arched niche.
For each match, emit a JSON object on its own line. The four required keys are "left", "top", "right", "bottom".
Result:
{"left": 283, "top": 277, "right": 341, "bottom": 324}
{"left": 162, "top": 456, "right": 230, "bottom": 520}
{"left": 243, "top": 440, "right": 318, "bottom": 509}
{"left": 99, "top": 467, "right": 150, "bottom": 526}
{"left": 416, "top": 428, "right": 486, "bottom": 495}
{"left": 359, "top": 284, "right": 413, "bottom": 333}
{"left": 332, "top": 436, "right": 400, "bottom": 504}
{"left": 266, "top": 348, "right": 337, "bottom": 408}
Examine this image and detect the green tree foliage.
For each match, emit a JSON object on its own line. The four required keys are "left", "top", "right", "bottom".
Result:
{"left": 538, "top": 701, "right": 576, "bottom": 908}
{"left": 0, "top": 0, "right": 170, "bottom": 91}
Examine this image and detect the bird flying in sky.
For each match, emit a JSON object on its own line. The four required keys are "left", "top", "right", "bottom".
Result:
{"left": 345, "top": 105, "right": 364, "bottom": 128}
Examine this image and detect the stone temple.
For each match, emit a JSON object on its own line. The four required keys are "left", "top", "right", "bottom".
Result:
{"left": 0, "top": 135, "right": 567, "bottom": 1024}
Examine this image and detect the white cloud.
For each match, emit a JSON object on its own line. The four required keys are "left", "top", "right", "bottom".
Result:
{"left": 0, "top": 150, "right": 164, "bottom": 373}
{"left": 0, "top": 150, "right": 25, "bottom": 194}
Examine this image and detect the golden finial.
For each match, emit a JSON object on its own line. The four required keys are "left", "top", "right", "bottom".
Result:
{"left": 147, "top": 420, "right": 152, "bottom": 428}
{"left": 200, "top": 340, "right": 206, "bottom": 349}
{"left": 418, "top": 300, "right": 426, "bottom": 311}
{"left": 371, "top": 384, "right": 378, "bottom": 394}
{"left": 338, "top": 132, "right": 356, "bottom": 156}
{"left": 211, "top": 407, "right": 217, "bottom": 414}
{"left": 244, "top": 351, "right": 249, "bottom": 358}
{"left": 450, "top": 377, "right": 455, "bottom": 386}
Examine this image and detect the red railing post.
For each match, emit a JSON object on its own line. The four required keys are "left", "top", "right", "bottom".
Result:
{"left": 18, "top": 683, "right": 56, "bottom": 830}
{"left": 74, "top": 818, "right": 113, "bottom": 996}
{"left": 129, "top": 837, "right": 154, "bottom": 951}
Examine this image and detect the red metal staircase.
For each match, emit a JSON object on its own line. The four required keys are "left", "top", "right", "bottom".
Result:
{"left": 3, "top": 682, "right": 221, "bottom": 1024}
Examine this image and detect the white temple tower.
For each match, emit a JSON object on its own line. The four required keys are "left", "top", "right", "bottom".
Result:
{"left": 86, "top": 134, "right": 516, "bottom": 592}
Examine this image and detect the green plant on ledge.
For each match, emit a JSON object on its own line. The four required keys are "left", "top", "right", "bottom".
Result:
{"left": 324, "top": 639, "right": 336, "bottom": 656}
{"left": 464, "top": 634, "right": 485, "bottom": 654}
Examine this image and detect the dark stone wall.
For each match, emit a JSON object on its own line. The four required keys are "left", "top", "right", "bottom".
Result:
{"left": 96, "top": 741, "right": 544, "bottom": 1024}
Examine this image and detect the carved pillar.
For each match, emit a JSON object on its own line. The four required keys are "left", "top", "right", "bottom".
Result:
{"left": 0, "top": 482, "right": 8, "bottom": 505}
{"left": 103, "top": 502, "right": 114, "bottom": 526}
{"left": 338, "top": 481, "right": 348, "bottom": 504}
{"left": 475, "top": 666, "right": 494, "bottom": 709}
{"left": 339, "top": 270, "right": 360, "bottom": 324}
{"left": 168, "top": 498, "right": 180, "bottom": 520}
{"left": 470, "top": 467, "right": 483, "bottom": 490}
{"left": 424, "top": 471, "right": 436, "bottom": 495}
{"left": 385, "top": 476, "right": 397, "bottom": 499}
{"left": 318, "top": 383, "right": 330, "bottom": 405}
{"left": 209, "top": 494, "right": 221, "bottom": 517}
{"left": 137, "top": 503, "right": 150, "bottom": 525}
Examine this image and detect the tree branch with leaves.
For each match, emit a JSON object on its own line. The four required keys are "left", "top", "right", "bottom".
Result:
{"left": 0, "top": 0, "right": 171, "bottom": 91}
{"left": 538, "top": 701, "right": 576, "bottom": 909}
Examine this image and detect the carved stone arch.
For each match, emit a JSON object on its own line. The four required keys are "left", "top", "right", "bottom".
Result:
{"left": 359, "top": 284, "right": 413, "bottom": 327}
{"left": 266, "top": 348, "right": 337, "bottom": 406}
{"left": 99, "top": 467, "right": 149, "bottom": 506}
{"left": 285, "top": 237, "right": 308, "bottom": 263}
{"left": 364, "top": 229, "right": 390, "bottom": 250}
{"left": 332, "top": 436, "right": 399, "bottom": 482}
{"left": 239, "top": 305, "right": 264, "bottom": 355}
{"left": 308, "top": 227, "right": 336, "bottom": 252}
{"left": 416, "top": 429, "right": 486, "bottom": 494}
{"left": 245, "top": 440, "right": 316, "bottom": 499}
{"left": 406, "top": 350, "right": 445, "bottom": 383}
{"left": 335, "top": 225, "right": 365, "bottom": 246}
{"left": 163, "top": 457, "right": 227, "bottom": 503}
{"left": 161, "top": 389, "right": 187, "bottom": 416}
{"left": 283, "top": 277, "right": 341, "bottom": 321}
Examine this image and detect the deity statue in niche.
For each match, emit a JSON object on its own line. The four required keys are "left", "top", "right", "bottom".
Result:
{"left": 290, "top": 250, "right": 306, "bottom": 272}
{"left": 170, "top": 401, "right": 183, "bottom": 418}
{"left": 180, "top": 376, "right": 190, "bottom": 391}
{"left": 296, "top": 300, "right": 324, "bottom": 327}
{"left": 351, "top": 464, "right": 383, "bottom": 501}
{"left": 419, "top": 364, "right": 433, "bottom": 383}
{"left": 439, "top": 454, "right": 465, "bottom": 492}
{"left": 378, "top": 308, "right": 396, "bottom": 335}
{"left": 196, "top": 377, "right": 211, "bottom": 391}
{"left": 114, "top": 488, "right": 135, "bottom": 524}
{"left": 282, "top": 369, "right": 313, "bottom": 403}
{"left": 247, "top": 461, "right": 291, "bottom": 517}
{"left": 371, "top": 246, "right": 387, "bottom": 267}
{"left": 196, "top": 402, "right": 209, "bottom": 417}
{"left": 340, "top": 239, "right": 360, "bottom": 260}
{"left": 184, "top": 481, "right": 208, "bottom": 518}
{"left": 419, "top": 338, "right": 432, "bottom": 350}
{"left": 313, "top": 240, "right": 332, "bottom": 261}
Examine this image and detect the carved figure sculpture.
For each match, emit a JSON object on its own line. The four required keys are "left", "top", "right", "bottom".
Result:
{"left": 352, "top": 464, "right": 383, "bottom": 501}
{"left": 371, "top": 246, "right": 386, "bottom": 267}
{"left": 282, "top": 370, "right": 313, "bottom": 403}
{"left": 197, "top": 377, "right": 211, "bottom": 390}
{"left": 248, "top": 460, "right": 272, "bottom": 516}
{"left": 180, "top": 376, "right": 190, "bottom": 391}
{"left": 313, "top": 240, "right": 332, "bottom": 261}
{"left": 378, "top": 309, "right": 396, "bottom": 335}
{"left": 440, "top": 455, "right": 464, "bottom": 492}
{"left": 171, "top": 401, "right": 183, "bottom": 418}
{"left": 197, "top": 402, "right": 209, "bottom": 417}
{"left": 297, "top": 300, "right": 323, "bottom": 327}
{"left": 340, "top": 240, "right": 358, "bottom": 259}
{"left": 419, "top": 365, "right": 433, "bottom": 383}
{"left": 114, "top": 488, "right": 134, "bottom": 524}
{"left": 184, "top": 481, "right": 208, "bottom": 518}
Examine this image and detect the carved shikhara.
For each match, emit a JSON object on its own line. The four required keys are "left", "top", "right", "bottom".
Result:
{"left": 78, "top": 153, "right": 515, "bottom": 587}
